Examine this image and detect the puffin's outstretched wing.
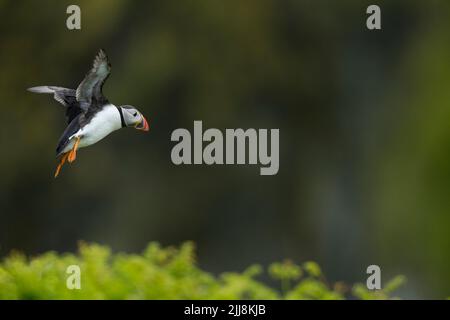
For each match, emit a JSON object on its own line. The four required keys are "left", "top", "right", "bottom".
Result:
{"left": 76, "top": 49, "right": 111, "bottom": 111}
{"left": 27, "top": 86, "right": 83, "bottom": 124}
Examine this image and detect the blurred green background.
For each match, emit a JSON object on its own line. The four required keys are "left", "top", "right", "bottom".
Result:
{"left": 0, "top": 0, "right": 449, "bottom": 299}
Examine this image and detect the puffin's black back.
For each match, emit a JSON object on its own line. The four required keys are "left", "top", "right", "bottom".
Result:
{"left": 53, "top": 88, "right": 83, "bottom": 124}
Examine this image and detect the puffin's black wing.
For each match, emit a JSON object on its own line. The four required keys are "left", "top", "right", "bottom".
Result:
{"left": 27, "top": 86, "right": 83, "bottom": 124}
{"left": 55, "top": 114, "right": 83, "bottom": 157}
{"left": 76, "top": 49, "right": 111, "bottom": 111}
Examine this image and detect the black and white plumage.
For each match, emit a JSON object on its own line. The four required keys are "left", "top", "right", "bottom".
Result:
{"left": 28, "top": 49, "right": 149, "bottom": 177}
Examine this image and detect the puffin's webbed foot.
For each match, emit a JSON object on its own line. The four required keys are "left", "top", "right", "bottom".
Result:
{"left": 68, "top": 137, "right": 81, "bottom": 163}
{"left": 54, "top": 152, "right": 69, "bottom": 178}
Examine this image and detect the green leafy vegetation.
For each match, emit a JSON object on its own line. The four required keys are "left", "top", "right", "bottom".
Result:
{"left": 0, "top": 242, "right": 405, "bottom": 300}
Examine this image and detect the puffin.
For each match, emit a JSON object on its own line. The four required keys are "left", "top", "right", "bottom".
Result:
{"left": 28, "top": 49, "right": 149, "bottom": 177}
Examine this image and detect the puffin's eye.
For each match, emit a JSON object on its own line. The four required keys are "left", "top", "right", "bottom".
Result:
{"left": 133, "top": 112, "right": 138, "bottom": 117}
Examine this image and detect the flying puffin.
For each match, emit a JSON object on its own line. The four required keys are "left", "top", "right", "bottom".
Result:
{"left": 28, "top": 49, "right": 149, "bottom": 177}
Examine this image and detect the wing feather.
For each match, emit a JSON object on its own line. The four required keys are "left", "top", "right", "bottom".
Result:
{"left": 76, "top": 49, "right": 111, "bottom": 111}
{"left": 27, "top": 86, "right": 82, "bottom": 123}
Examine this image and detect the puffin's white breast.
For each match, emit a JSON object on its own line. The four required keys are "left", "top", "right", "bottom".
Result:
{"left": 62, "top": 104, "right": 122, "bottom": 153}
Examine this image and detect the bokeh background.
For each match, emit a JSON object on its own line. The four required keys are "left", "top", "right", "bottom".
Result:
{"left": 1, "top": 0, "right": 449, "bottom": 298}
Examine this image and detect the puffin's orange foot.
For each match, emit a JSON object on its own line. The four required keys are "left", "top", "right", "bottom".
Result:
{"left": 68, "top": 137, "right": 81, "bottom": 163}
{"left": 54, "top": 152, "right": 69, "bottom": 178}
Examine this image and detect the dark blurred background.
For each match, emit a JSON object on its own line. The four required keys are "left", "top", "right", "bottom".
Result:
{"left": 1, "top": 0, "right": 449, "bottom": 298}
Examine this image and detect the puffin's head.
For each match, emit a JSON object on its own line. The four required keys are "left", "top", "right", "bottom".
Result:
{"left": 120, "top": 105, "right": 149, "bottom": 131}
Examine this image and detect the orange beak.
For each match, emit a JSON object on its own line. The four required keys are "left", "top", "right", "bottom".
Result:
{"left": 136, "top": 116, "right": 149, "bottom": 131}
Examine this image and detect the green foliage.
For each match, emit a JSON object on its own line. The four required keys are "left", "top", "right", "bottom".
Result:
{"left": 352, "top": 276, "right": 406, "bottom": 300}
{"left": 0, "top": 242, "right": 404, "bottom": 300}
